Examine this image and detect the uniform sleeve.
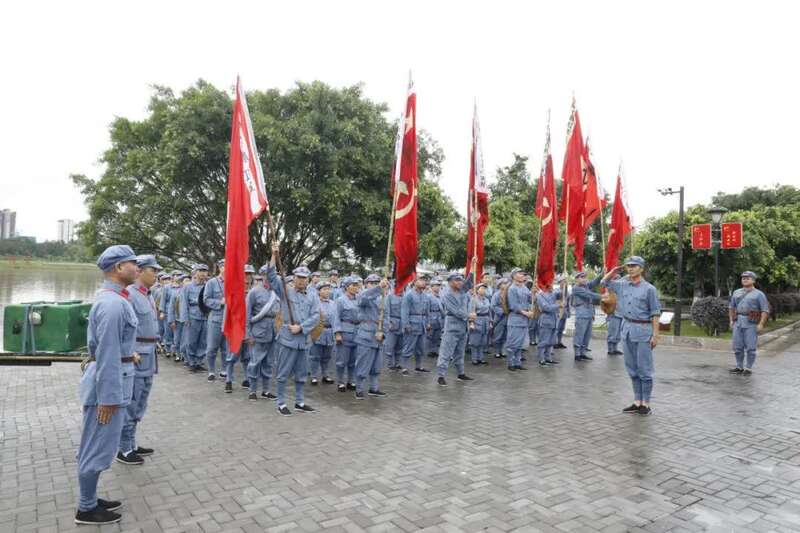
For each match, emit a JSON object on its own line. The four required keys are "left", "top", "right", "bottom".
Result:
{"left": 94, "top": 302, "right": 124, "bottom": 406}
{"left": 757, "top": 291, "right": 769, "bottom": 312}
{"left": 301, "top": 295, "right": 320, "bottom": 335}
{"left": 401, "top": 292, "right": 411, "bottom": 330}
{"left": 443, "top": 292, "right": 469, "bottom": 320}
{"left": 205, "top": 278, "right": 224, "bottom": 310}
{"left": 729, "top": 292, "right": 738, "bottom": 309}
{"left": 245, "top": 289, "right": 255, "bottom": 338}
{"left": 332, "top": 298, "right": 344, "bottom": 334}
{"left": 587, "top": 277, "right": 602, "bottom": 290}
{"left": 464, "top": 273, "right": 475, "bottom": 292}
{"left": 647, "top": 286, "right": 661, "bottom": 317}
{"left": 358, "top": 285, "right": 382, "bottom": 307}
{"left": 179, "top": 287, "right": 189, "bottom": 321}
{"left": 266, "top": 266, "right": 284, "bottom": 300}
{"left": 536, "top": 293, "right": 560, "bottom": 313}
{"left": 328, "top": 302, "right": 339, "bottom": 332}
{"left": 508, "top": 287, "right": 525, "bottom": 313}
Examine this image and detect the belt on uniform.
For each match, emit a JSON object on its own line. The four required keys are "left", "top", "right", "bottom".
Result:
{"left": 624, "top": 317, "right": 651, "bottom": 324}
{"left": 87, "top": 355, "right": 135, "bottom": 363}
{"left": 136, "top": 337, "right": 158, "bottom": 343}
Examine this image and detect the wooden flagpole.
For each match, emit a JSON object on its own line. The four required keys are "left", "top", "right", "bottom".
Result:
{"left": 265, "top": 209, "right": 296, "bottom": 325}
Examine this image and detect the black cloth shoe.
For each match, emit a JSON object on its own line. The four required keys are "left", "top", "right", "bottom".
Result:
{"left": 742, "top": 369, "right": 753, "bottom": 375}
{"left": 546, "top": 360, "right": 559, "bottom": 365}
{"left": 354, "top": 391, "right": 365, "bottom": 400}
{"left": 294, "top": 403, "right": 315, "bottom": 413}
{"left": 508, "top": 366, "right": 517, "bottom": 371}
{"left": 368, "top": 389, "right": 387, "bottom": 397}
{"left": 521, "top": 356, "right": 527, "bottom": 362}
{"left": 580, "top": 355, "right": 593, "bottom": 361}
{"left": 322, "top": 377, "right": 335, "bottom": 384}
{"left": 554, "top": 343, "right": 567, "bottom": 349}
{"left": 638, "top": 405, "right": 652, "bottom": 415}
{"left": 219, "top": 371, "right": 227, "bottom": 378}
{"left": 538, "top": 361, "right": 550, "bottom": 367}
{"left": 338, "top": 384, "right": 346, "bottom": 392}
{"left": 97, "top": 498, "right": 122, "bottom": 512}
{"left": 400, "top": 368, "right": 410, "bottom": 376}
{"left": 729, "top": 367, "right": 744, "bottom": 374}
{"left": 115, "top": 451, "right": 144, "bottom": 465}
{"left": 437, "top": 377, "right": 447, "bottom": 386}
{"left": 241, "top": 380, "right": 250, "bottom": 388}
{"left": 207, "top": 374, "right": 216, "bottom": 382}
{"left": 346, "top": 383, "right": 357, "bottom": 391}
{"left": 457, "top": 374, "right": 473, "bottom": 381}
{"left": 134, "top": 446, "right": 153, "bottom": 457}
{"left": 586, "top": 347, "right": 592, "bottom": 352}
{"left": 196, "top": 365, "right": 207, "bottom": 372}
{"left": 415, "top": 367, "right": 430, "bottom": 372}
{"left": 622, "top": 403, "right": 640, "bottom": 413}
{"left": 277, "top": 404, "right": 292, "bottom": 416}
{"left": 248, "top": 392, "right": 257, "bottom": 401}
{"left": 74, "top": 507, "right": 121, "bottom": 525}
{"left": 472, "top": 361, "right": 481, "bottom": 366}
{"left": 261, "top": 392, "right": 277, "bottom": 400}
{"left": 224, "top": 382, "right": 233, "bottom": 393}
{"left": 494, "top": 354, "right": 503, "bottom": 359}
{"left": 310, "top": 378, "right": 319, "bottom": 385}
{"left": 515, "top": 366, "right": 527, "bottom": 371}
{"left": 613, "top": 350, "right": 624, "bottom": 355}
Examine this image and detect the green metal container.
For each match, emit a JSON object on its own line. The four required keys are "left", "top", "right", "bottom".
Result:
{"left": 3, "top": 301, "right": 91, "bottom": 354}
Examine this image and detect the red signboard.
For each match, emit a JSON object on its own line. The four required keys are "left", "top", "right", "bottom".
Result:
{"left": 691, "top": 224, "right": 712, "bottom": 249}
{"left": 721, "top": 222, "right": 743, "bottom": 249}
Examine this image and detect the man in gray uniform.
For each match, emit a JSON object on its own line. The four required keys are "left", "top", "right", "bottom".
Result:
{"left": 729, "top": 271, "right": 769, "bottom": 375}
{"left": 204, "top": 259, "right": 227, "bottom": 381}
{"left": 505, "top": 268, "right": 534, "bottom": 371}
{"left": 75, "top": 245, "right": 138, "bottom": 525}
{"left": 571, "top": 271, "right": 602, "bottom": 361}
{"left": 354, "top": 274, "right": 390, "bottom": 399}
{"left": 266, "top": 243, "right": 320, "bottom": 416}
{"left": 117, "top": 255, "right": 161, "bottom": 466}
{"left": 401, "top": 274, "right": 431, "bottom": 373}
{"left": 181, "top": 264, "right": 209, "bottom": 372}
{"left": 435, "top": 272, "right": 475, "bottom": 386}
{"left": 601, "top": 256, "right": 661, "bottom": 415}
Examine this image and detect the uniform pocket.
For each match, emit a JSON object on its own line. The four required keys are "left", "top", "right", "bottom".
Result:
{"left": 121, "top": 366, "right": 135, "bottom": 405}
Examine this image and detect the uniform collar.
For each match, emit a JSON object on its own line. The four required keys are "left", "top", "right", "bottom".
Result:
{"left": 133, "top": 282, "right": 149, "bottom": 295}
{"left": 102, "top": 280, "right": 130, "bottom": 299}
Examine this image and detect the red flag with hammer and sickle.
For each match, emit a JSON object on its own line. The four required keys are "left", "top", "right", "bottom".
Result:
{"left": 535, "top": 121, "right": 557, "bottom": 289}
{"left": 393, "top": 75, "right": 418, "bottom": 295}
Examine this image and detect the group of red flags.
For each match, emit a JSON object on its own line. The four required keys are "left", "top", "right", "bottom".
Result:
{"left": 535, "top": 98, "right": 633, "bottom": 288}
{"left": 221, "top": 77, "right": 635, "bottom": 352}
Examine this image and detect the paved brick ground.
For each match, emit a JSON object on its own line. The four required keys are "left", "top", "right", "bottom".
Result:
{"left": 2, "top": 335, "right": 800, "bottom": 533}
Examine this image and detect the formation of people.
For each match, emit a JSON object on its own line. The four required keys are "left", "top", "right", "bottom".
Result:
{"left": 74, "top": 243, "right": 770, "bottom": 525}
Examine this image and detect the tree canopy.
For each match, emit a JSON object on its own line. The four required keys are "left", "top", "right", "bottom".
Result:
{"left": 73, "top": 80, "right": 460, "bottom": 272}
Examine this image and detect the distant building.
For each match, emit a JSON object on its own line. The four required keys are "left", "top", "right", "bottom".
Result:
{"left": 57, "top": 219, "right": 76, "bottom": 243}
{"left": 0, "top": 209, "right": 16, "bottom": 240}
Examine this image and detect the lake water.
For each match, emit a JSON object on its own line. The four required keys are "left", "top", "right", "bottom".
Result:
{"left": 0, "top": 263, "right": 101, "bottom": 351}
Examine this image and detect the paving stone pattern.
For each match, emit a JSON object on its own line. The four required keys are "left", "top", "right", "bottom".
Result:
{"left": 2, "top": 337, "right": 800, "bottom": 532}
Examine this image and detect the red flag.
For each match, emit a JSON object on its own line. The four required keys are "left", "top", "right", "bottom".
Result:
{"left": 604, "top": 166, "right": 633, "bottom": 271}
{"left": 558, "top": 97, "right": 587, "bottom": 270}
{"left": 393, "top": 75, "right": 418, "bottom": 295}
{"left": 582, "top": 137, "right": 607, "bottom": 230}
{"left": 223, "top": 77, "right": 268, "bottom": 353}
{"left": 466, "top": 103, "right": 489, "bottom": 281}
{"left": 535, "top": 120, "right": 557, "bottom": 289}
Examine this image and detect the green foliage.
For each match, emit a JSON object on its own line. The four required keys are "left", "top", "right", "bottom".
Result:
{"left": 636, "top": 185, "right": 800, "bottom": 296}
{"left": 712, "top": 185, "right": 800, "bottom": 211}
{"left": 0, "top": 238, "right": 92, "bottom": 262}
{"left": 72, "top": 80, "right": 460, "bottom": 271}
{"left": 483, "top": 197, "right": 537, "bottom": 274}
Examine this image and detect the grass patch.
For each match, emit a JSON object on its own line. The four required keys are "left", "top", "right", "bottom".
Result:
{"left": 594, "top": 312, "right": 800, "bottom": 339}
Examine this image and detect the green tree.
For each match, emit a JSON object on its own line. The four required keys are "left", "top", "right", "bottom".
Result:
{"left": 72, "top": 80, "right": 459, "bottom": 271}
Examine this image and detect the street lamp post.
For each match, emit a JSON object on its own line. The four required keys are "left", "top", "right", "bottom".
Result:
{"left": 658, "top": 186, "right": 685, "bottom": 336}
{"left": 708, "top": 205, "right": 728, "bottom": 298}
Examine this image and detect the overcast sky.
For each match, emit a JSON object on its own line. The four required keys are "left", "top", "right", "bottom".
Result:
{"left": 1, "top": 1, "right": 799, "bottom": 242}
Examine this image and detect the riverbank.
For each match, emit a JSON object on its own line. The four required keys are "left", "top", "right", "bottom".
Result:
{"left": 0, "top": 258, "right": 95, "bottom": 271}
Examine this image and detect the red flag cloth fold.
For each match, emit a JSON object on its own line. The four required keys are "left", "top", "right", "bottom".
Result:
{"left": 466, "top": 105, "right": 489, "bottom": 281}
{"left": 582, "top": 138, "right": 607, "bottom": 230}
{"left": 535, "top": 136, "right": 558, "bottom": 289}
{"left": 223, "top": 77, "right": 268, "bottom": 353}
{"left": 604, "top": 171, "right": 633, "bottom": 271}
{"left": 558, "top": 101, "right": 587, "bottom": 271}
{"left": 393, "top": 79, "right": 418, "bottom": 295}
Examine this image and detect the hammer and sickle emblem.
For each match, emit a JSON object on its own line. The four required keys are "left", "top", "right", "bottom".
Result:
{"left": 541, "top": 198, "right": 552, "bottom": 226}
{"left": 395, "top": 180, "right": 416, "bottom": 220}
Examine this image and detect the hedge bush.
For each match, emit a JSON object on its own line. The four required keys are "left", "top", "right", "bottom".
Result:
{"left": 690, "top": 297, "right": 731, "bottom": 336}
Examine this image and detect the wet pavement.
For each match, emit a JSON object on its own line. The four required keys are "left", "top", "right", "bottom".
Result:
{"left": 1, "top": 335, "right": 800, "bottom": 532}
